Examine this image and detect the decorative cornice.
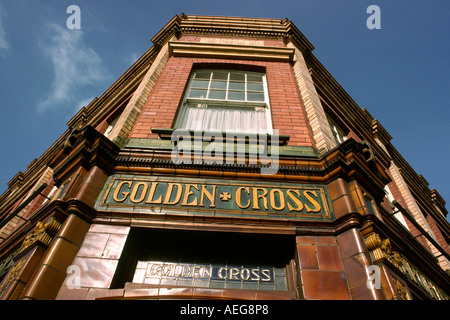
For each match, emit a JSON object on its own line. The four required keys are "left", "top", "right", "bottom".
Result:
{"left": 169, "top": 41, "right": 295, "bottom": 63}
{"left": 49, "top": 126, "right": 120, "bottom": 185}
{"left": 431, "top": 189, "right": 447, "bottom": 215}
{"left": 150, "top": 14, "right": 315, "bottom": 54}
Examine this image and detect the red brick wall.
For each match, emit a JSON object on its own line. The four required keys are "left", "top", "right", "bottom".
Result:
{"left": 426, "top": 213, "right": 450, "bottom": 254}
{"left": 129, "top": 55, "right": 316, "bottom": 148}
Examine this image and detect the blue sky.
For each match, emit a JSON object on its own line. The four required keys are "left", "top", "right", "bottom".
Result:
{"left": 0, "top": 0, "right": 449, "bottom": 220}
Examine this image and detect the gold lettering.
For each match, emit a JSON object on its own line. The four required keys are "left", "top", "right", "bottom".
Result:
{"left": 252, "top": 187, "right": 268, "bottom": 210}
{"left": 163, "top": 183, "right": 183, "bottom": 205}
{"left": 200, "top": 185, "right": 216, "bottom": 208}
{"left": 130, "top": 182, "right": 148, "bottom": 203}
{"left": 181, "top": 184, "right": 199, "bottom": 206}
{"left": 218, "top": 267, "right": 227, "bottom": 279}
{"left": 236, "top": 187, "right": 251, "bottom": 209}
{"left": 204, "top": 266, "right": 212, "bottom": 278}
{"left": 229, "top": 268, "right": 239, "bottom": 280}
{"left": 240, "top": 268, "right": 250, "bottom": 280}
{"left": 269, "top": 189, "right": 285, "bottom": 211}
{"left": 145, "top": 182, "right": 162, "bottom": 204}
{"left": 286, "top": 189, "right": 304, "bottom": 212}
{"left": 303, "top": 190, "right": 322, "bottom": 213}
{"left": 261, "top": 269, "right": 271, "bottom": 281}
{"left": 251, "top": 268, "right": 260, "bottom": 281}
{"left": 112, "top": 180, "right": 132, "bottom": 202}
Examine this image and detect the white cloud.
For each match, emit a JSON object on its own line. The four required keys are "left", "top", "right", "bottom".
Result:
{"left": 37, "top": 23, "right": 109, "bottom": 112}
{"left": 126, "top": 52, "right": 141, "bottom": 66}
{"left": 74, "top": 96, "right": 95, "bottom": 113}
{"left": 0, "top": 5, "right": 10, "bottom": 52}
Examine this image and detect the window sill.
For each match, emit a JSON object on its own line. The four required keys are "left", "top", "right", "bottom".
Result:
{"left": 151, "top": 128, "right": 290, "bottom": 146}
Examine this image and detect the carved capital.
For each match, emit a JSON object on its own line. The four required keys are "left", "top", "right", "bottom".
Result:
{"left": 364, "top": 232, "right": 391, "bottom": 262}
{"left": 19, "top": 216, "right": 62, "bottom": 254}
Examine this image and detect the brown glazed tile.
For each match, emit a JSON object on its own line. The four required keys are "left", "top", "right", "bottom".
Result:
{"left": 56, "top": 284, "right": 89, "bottom": 300}
{"left": 296, "top": 236, "right": 316, "bottom": 245}
{"left": 83, "top": 166, "right": 108, "bottom": 191}
{"left": 327, "top": 178, "right": 350, "bottom": 201}
{"left": 77, "top": 183, "right": 102, "bottom": 207}
{"left": 40, "top": 238, "right": 80, "bottom": 272}
{"left": 337, "top": 228, "right": 367, "bottom": 259}
{"left": 77, "top": 232, "right": 109, "bottom": 258}
{"left": 331, "top": 194, "right": 357, "bottom": 219}
{"left": 301, "top": 270, "right": 350, "bottom": 300}
{"left": 314, "top": 236, "right": 337, "bottom": 245}
{"left": 88, "top": 224, "right": 130, "bottom": 235}
{"left": 64, "top": 172, "right": 86, "bottom": 199}
{"left": 8, "top": 282, "right": 26, "bottom": 300}
{"left": 160, "top": 287, "right": 194, "bottom": 298}
{"left": 297, "top": 244, "right": 319, "bottom": 269}
{"left": 221, "top": 288, "right": 256, "bottom": 300}
{"left": 86, "top": 288, "right": 125, "bottom": 300}
{"left": 342, "top": 253, "right": 371, "bottom": 288}
{"left": 19, "top": 246, "right": 46, "bottom": 282}
{"left": 296, "top": 236, "right": 336, "bottom": 245}
{"left": 350, "top": 282, "right": 382, "bottom": 300}
{"left": 101, "top": 234, "right": 128, "bottom": 259}
{"left": 255, "top": 292, "right": 292, "bottom": 300}
{"left": 70, "top": 257, "right": 118, "bottom": 289}
{"left": 23, "top": 264, "right": 67, "bottom": 300}
{"left": 192, "top": 287, "right": 224, "bottom": 299}
{"left": 58, "top": 214, "right": 91, "bottom": 247}
{"left": 316, "top": 245, "right": 344, "bottom": 271}
{"left": 124, "top": 288, "right": 160, "bottom": 299}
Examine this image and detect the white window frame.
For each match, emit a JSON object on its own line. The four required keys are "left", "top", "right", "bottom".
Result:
{"left": 175, "top": 69, "right": 273, "bottom": 134}
{"left": 326, "top": 114, "right": 347, "bottom": 145}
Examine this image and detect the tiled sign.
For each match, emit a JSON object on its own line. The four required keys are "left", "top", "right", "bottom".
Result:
{"left": 133, "top": 260, "right": 287, "bottom": 291}
{"left": 96, "top": 175, "right": 333, "bottom": 220}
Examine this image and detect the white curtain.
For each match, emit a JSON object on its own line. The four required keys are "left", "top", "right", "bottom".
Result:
{"left": 176, "top": 104, "right": 268, "bottom": 134}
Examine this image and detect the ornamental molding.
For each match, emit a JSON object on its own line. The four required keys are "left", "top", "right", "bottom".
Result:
{"left": 168, "top": 41, "right": 295, "bottom": 63}
{"left": 0, "top": 215, "right": 62, "bottom": 299}
{"left": 0, "top": 259, "right": 24, "bottom": 298}
{"left": 364, "top": 232, "right": 448, "bottom": 300}
{"left": 19, "top": 216, "right": 61, "bottom": 254}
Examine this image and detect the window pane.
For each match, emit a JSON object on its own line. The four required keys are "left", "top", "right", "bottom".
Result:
{"left": 247, "top": 92, "right": 265, "bottom": 101}
{"left": 180, "top": 105, "right": 268, "bottom": 134}
{"left": 247, "top": 83, "right": 264, "bottom": 92}
{"left": 212, "top": 72, "right": 228, "bottom": 80}
{"left": 189, "top": 89, "right": 207, "bottom": 98}
{"left": 228, "top": 91, "right": 245, "bottom": 101}
{"left": 191, "top": 80, "right": 209, "bottom": 89}
{"left": 210, "top": 80, "right": 227, "bottom": 89}
{"left": 229, "top": 81, "right": 245, "bottom": 91}
{"left": 230, "top": 73, "right": 245, "bottom": 81}
{"left": 195, "top": 72, "right": 211, "bottom": 80}
{"left": 247, "top": 74, "right": 263, "bottom": 82}
{"left": 208, "top": 90, "right": 226, "bottom": 100}
{"left": 177, "top": 70, "right": 270, "bottom": 134}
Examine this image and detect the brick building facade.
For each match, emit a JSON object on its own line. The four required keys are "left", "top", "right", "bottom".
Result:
{"left": 0, "top": 14, "right": 449, "bottom": 301}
